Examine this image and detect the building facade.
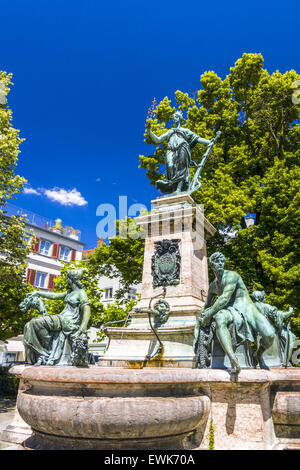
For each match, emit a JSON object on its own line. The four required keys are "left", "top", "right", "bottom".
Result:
{"left": 1, "top": 204, "right": 84, "bottom": 365}
{"left": 1, "top": 207, "right": 141, "bottom": 364}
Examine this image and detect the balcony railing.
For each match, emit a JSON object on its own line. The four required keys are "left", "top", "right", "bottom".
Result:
{"left": 4, "top": 203, "right": 81, "bottom": 241}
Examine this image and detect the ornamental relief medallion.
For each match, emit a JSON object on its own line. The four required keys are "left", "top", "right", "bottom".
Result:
{"left": 151, "top": 239, "right": 181, "bottom": 287}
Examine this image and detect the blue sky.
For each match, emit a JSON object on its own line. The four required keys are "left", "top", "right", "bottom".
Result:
{"left": 1, "top": 0, "right": 299, "bottom": 248}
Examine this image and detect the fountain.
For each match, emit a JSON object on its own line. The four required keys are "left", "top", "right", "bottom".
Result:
{"left": 6, "top": 111, "right": 300, "bottom": 450}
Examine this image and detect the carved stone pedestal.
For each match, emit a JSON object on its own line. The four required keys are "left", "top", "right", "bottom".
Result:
{"left": 99, "top": 194, "right": 216, "bottom": 368}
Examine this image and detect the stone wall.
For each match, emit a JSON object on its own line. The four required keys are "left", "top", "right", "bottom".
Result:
{"left": 4, "top": 365, "right": 300, "bottom": 450}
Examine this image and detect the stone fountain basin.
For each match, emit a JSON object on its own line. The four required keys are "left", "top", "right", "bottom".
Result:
{"left": 12, "top": 366, "right": 210, "bottom": 449}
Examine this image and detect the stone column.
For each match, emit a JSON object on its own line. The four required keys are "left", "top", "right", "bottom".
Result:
{"left": 99, "top": 194, "right": 216, "bottom": 368}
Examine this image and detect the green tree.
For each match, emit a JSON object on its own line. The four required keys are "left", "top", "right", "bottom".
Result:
{"left": 139, "top": 53, "right": 300, "bottom": 335}
{"left": 0, "top": 71, "right": 32, "bottom": 341}
{"left": 88, "top": 218, "right": 145, "bottom": 299}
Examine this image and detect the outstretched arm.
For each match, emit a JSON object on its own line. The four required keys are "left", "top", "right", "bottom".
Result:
{"left": 135, "top": 307, "right": 153, "bottom": 314}
{"left": 279, "top": 306, "right": 294, "bottom": 321}
{"left": 197, "top": 130, "right": 221, "bottom": 147}
{"left": 36, "top": 291, "right": 67, "bottom": 300}
{"left": 148, "top": 126, "right": 170, "bottom": 145}
{"left": 197, "top": 136, "right": 211, "bottom": 145}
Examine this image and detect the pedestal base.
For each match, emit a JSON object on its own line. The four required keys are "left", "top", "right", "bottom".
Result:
{"left": 102, "top": 193, "right": 215, "bottom": 367}
{"left": 99, "top": 324, "right": 196, "bottom": 368}
{"left": 21, "top": 429, "right": 195, "bottom": 451}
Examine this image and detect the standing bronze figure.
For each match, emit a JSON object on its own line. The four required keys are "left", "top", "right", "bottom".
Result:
{"left": 147, "top": 110, "right": 220, "bottom": 195}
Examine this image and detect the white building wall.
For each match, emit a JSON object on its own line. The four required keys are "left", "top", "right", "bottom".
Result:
{"left": 98, "top": 275, "right": 141, "bottom": 304}
{"left": 25, "top": 223, "right": 84, "bottom": 291}
{"left": 0, "top": 341, "right": 6, "bottom": 364}
{"left": 2, "top": 205, "right": 142, "bottom": 362}
{"left": 0, "top": 209, "right": 85, "bottom": 364}
{"left": 87, "top": 276, "right": 142, "bottom": 358}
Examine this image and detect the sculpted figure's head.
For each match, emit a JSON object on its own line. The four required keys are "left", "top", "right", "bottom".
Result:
{"left": 209, "top": 252, "right": 226, "bottom": 274}
{"left": 67, "top": 268, "right": 85, "bottom": 288}
{"left": 173, "top": 110, "right": 183, "bottom": 125}
{"left": 154, "top": 300, "right": 170, "bottom": 324}
{"left": 251, "top": 290, "right": 266, "bottom": 303}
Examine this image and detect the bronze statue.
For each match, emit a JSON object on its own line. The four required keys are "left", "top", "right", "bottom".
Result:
{"left": 147, "top": 110, "right": 220, "bottom": 195}
{"left": 22, "top": 268, "right": 90, "bottom": 367}
{"left": 135, "top": 300, "right": 170, "bottom": 360}
{"left": 193, "top": 252, "right": 276, "bottom": 373}
{"left": 252, "top": 290, "right": 295, "bottom": 367}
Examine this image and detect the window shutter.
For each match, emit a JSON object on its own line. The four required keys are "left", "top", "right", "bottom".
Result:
{"left": 31, "top": 237, "right": 40, "bottom": 253}
{"left": 48, "top": 274, "right": 56, "bottom": 290}
{"left": 52, "top": 243, "right": 60, "bottom": 259}
{"left": 26, "top": 269, "right": 36, "bottom": 286}
{"left": 70, "top": 249, "right": 76, "bottom": 262}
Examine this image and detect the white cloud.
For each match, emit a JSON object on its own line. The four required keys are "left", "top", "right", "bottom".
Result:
{"left": 43, "top": 187, "right": 88, "bottom": 207}
{"left": 23, "top": 187, "right": 41, "bottom": 196}
{"left": 23, "top": 184, "right": 88, "bottom": 207}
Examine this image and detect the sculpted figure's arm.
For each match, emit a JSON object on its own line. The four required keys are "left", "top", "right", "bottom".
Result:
{"left": 280, "top": 306, "right": 294, "bottom": 321}
{"left": 135, "top": 307, "right": 153, "bottom": 314}
{"left": 79, "top": 305, "right": 91, "bottom": 334}
{"left": 147, "top": 122, "right": 171, "bottom": 145}
{"left": 185, "top": 128, "right": 211, "bottom": 146}
{"left": 203, "top": 274, "right": 237, "bottom": 323}
{"left": 34, "top": 291, "right": 67, "bottom": 301}
{"left": 78, "top": 293, "right": 91, "bottom": 334}
{"left": 197, "top": 135, "right": 211, "bottom": 145}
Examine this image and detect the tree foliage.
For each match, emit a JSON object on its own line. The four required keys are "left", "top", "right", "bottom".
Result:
{"left": 46, "top": 257, "right": 138, "bottom": 340}
{"left": 138, "top": 53, "right": 300, "bottom": 334}
{"left": 0, "top": 71, "right": 32, "bottom": 341}
{"left": 88, "top": 218, "right": 145, "bottom": 299}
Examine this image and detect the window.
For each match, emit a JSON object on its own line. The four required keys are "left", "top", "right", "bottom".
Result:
{"left": 127, "top": 288, "right": 137, "bottom": 300}
{"left": 59, "top": 246, "right": 70, "bottom": 261}
{"left": 39, "top": 240, "right": 51, "bottom": 256}
{"left": 34, "top": 271, "right": 47, "bottom": 288}
{"left": 104, "top": 287, "right": 113, "bottom": 300}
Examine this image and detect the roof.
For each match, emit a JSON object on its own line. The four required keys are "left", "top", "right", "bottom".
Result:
{"left": 5, "top": 340, "right": 25, "bottom": 353}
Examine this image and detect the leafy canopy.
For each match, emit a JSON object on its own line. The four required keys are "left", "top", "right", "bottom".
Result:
{"left": 138, "top": 53, "right": 299, "bottom": 334}
{"left": 0, "top": 71, "right": 32, "bottom": 341}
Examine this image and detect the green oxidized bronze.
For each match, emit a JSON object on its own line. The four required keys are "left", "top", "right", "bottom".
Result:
{"left": 193, "top": 252, "right": 277, "bottom": 373}
{"left": 147, "top": 110, "right": 220, "bottom": 195}
{"left": 21, "top": 268, "right": 91, "bottom": 367}
{"left": 152, "top": 239, "right": 181, "bottom": 287}
{"left": 136, "top": 299, "right": 170, "bottom": 328}
{"left": 135, "top": 299, "right": 170, "bottom": 360}
{"left": 252, "top": 290, "right": 295, "bottom": 367}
